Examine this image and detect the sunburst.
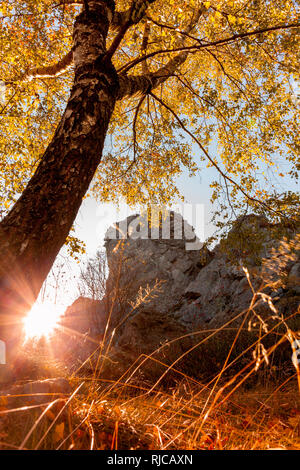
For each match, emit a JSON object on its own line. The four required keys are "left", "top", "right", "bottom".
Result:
{"left": 23, "top": 301, "right": 64, "bottom": 340}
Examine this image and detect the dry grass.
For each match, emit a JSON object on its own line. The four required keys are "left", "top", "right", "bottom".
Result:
{"left": 1, "top": 367, "right": 300, "bottom": 450}
{"left": 0, "top": 241, "right": 299, "bottom": 451}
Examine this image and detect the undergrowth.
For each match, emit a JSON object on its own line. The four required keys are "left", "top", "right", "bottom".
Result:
{"left": 0, "top": 238, "right": 299, "bottom": 450}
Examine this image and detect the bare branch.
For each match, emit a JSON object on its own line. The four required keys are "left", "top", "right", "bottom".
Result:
{"left": 55, "top": 0, "right": 83, "bottom": 5}
{"left": 133, "top": 94, "right": 147, "bottom": 160}
{"left": 146, "top": 14, "right": 204, "bottom": 44}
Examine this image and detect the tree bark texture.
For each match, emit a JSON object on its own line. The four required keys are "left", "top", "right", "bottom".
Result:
{"left": 0, "top": 0, "right": 118, "bottom": 374}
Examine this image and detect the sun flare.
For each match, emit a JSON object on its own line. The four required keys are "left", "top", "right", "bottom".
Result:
{"left": 23, "top": 302, "right": 63, "bottom": 339}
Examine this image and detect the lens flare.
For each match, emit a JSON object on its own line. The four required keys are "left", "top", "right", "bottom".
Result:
{"left": 23, "top": 302, "right": 63, "bottom": 339}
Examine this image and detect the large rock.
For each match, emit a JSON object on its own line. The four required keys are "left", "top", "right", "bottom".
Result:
{"left": 57, "top": 212, "right": 300, "bottom": 381}
{"left": 55, "top": 296, "right": 106, "bottom": 368}
{"left": 103, "top": 211, "right": 212, "bottom": 332}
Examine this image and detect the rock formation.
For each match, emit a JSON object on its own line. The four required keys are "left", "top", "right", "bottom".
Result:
{"left": 57, "top": 211, "right": 300, "bottom": 382}
{"left": 56, "top": 296, "right": 106, "bottom": 367}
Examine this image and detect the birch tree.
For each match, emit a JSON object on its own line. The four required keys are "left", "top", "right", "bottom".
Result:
{"left": 0, "top": 0, "right": 299, "bottom": 367}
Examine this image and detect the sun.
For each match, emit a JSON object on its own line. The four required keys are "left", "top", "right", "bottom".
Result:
{"left": 23, "top": 302, "right": 63, "bottom": 340}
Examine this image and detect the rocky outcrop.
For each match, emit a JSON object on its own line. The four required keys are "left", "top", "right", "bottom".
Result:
{"left": 56, "top": 296, "right": 106, "bottom": 367}
{"left": 62, "top": 297, "right": 104, "bottom": 334}
{"left": 103, "top": 211, "right": 212, "bottom": 333}
{"left": 58, "top": 212, "right": 300, "bottom": 382}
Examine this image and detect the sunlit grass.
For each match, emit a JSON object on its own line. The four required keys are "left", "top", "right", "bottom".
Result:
{"left": 1, "top": 244, "right": 299, "bottom": 450}
{"left": 1, "top": 370, "right": 300, "bottom": 450}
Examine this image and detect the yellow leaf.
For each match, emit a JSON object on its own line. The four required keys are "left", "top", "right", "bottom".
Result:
{"left": 228, "top": 14, "right": 237, "bottom": 24}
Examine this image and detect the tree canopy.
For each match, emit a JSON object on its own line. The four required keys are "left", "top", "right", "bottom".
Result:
{"left": 0, "top": 0, "right": 299, "bottom": 223}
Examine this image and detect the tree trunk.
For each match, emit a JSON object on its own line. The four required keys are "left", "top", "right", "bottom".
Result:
{"left": 0, "top": 0, "right": 118, "bottom": 378}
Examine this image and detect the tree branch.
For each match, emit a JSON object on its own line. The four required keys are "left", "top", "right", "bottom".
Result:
{"left": 149, "top": 91, "right": 286, "bottom": 218}
{"left": 4, "top": 50, "right": 73, "bottom": 84}
{"left": 56, "top": 0, "right": 157, "bottom": 31}
{"left": 4, "top": 1, "right": 158, "bottom": 84}
{"left": 141, "top": 20, "right": 151, "bottom": 74}
{"left": 118, "top": 21, "right": 300, "bottom": 78}
{"left": 132, "top": 94, "right": 147, "bottom": 161}
{"left": 117, "top": 5, "right": 205, "bottom": 99}
{"left": 105, "top": 0, "right": 158, "bottom": 61}
{"left": 111, "top": 0, "right": 157, "bottom": 31}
